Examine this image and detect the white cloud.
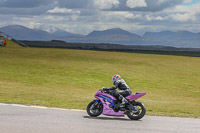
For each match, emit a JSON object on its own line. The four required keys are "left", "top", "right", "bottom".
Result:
{"left": 47, "top": 7, "right": 80, "bottom": 14}
{"left": 183, "top": 0, "right": 193, "bottom": 3}
{"left": 145, "top": 15, "right": 164, "bottom": 21}
{"left": 174, "top": 3, "right": 200, "bottom": 13}
{"left": 93, "top": 0, "right": 119, "bottom": 9}
{"left": 169, "top": 13, "right": 196, "bottom": 22}
{"left": 145, "top": 15, "right": 152, "bottom": 21}
{"left": 1, "top": 0, "right": 200, "bottom": 36}
{"left": 158, "top": 0, "right": 167, "bottom": 4}
{"left": 162, "top": 3, "right": 200, "bottom": 22}
{"left": 97, "top": 11, "right": 142, "bottom": 23}
{"left": 155, "top": 16, "right": 164, "bottom": 21}
{"left": 126, "top": 0, "right": 147, "bottom": 8}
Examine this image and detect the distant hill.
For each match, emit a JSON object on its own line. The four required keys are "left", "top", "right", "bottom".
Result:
{"left": 0, "top": 25, "right": 83, "bottom": 41}
{"left": 87, "top": 28, "right": 141, "bottom": 38}
{"left": 63, "top": 28, "right": 143, "bottom": 44}
{"left": 143, "top": 30, "right": 199, "bottom": 40}
{"left": 0, "top": 25, "right": 200, "bottom": 48}
{"left": 84, "top": 28, "right": 142, "bottom": 44}
{"left": 143, "top": 30, "right": 200, "bottom": 48}
{"left": 52, "top": 29, "right": 84, "bottom": 38}
{"left": 0, "top": 25, "right": 54, "bottom": 41}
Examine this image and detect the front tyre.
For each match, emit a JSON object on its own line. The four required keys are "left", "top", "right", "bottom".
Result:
{"left": 127, "top": 102, "right": 146, "bottom": 120}
{"left": 87, "top": 100, "right": 103, "bottom": 117}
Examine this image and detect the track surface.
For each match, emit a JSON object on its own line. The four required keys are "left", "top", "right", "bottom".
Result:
{"left": 0, "top": 103, "right": 199, "bottom": 133}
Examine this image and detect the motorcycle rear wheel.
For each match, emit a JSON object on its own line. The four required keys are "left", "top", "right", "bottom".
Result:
{"left": 87, "top": 100, "right": 103, "bottom": 117}
{"left": 127, "top": 101, "right": 146, "bottom": 120}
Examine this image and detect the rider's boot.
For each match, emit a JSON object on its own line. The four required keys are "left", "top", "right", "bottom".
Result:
{"left": 119, "top": 95, "right": 128, "bottom": 108}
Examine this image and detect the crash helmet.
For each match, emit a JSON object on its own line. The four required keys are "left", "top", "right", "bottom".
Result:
{"left": 112, "top": 75, "right": 121, "bottom": 84}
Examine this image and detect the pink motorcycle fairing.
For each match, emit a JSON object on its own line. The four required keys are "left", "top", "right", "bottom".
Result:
{"left": 126, "top": 93, "right": 146, "bottom": 101}
{"left": 95, "top": 90, "right": 146, "bottom": 117}
{"left": 95, "top": 90, "right": 124, "bottom": 117}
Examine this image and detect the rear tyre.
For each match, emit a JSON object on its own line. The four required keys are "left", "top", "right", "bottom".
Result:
{"left": 87, "top": 100, "right": 103, "bottom": 117}
{"left": 127, "top": 102, "right": 146, "bottom": 120}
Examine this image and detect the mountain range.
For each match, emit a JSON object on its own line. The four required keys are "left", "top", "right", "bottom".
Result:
{"left": 0, "top": 25, "right": 200, "bottom": 48}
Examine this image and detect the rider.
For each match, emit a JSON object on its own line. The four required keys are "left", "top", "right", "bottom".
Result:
{"left": 103, "top": 75, "right": 132, "bottom": 107}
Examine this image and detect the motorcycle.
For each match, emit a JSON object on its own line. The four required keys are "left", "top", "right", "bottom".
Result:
{"left": 87, "top": 88, "right": 146, "bottom": 120}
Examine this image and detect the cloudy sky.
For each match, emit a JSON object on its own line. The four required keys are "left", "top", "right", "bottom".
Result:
{"left": 0, "top": 0, "right": 200, "bottom": 35}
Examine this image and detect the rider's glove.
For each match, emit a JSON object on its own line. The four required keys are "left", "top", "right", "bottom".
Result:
{"left": 102, "top": 87, "right": 108, "bottom": 91}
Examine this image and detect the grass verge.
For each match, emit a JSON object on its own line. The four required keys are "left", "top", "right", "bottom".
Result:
{"left": 0, "top": 40, "right": 200, "bottom": 117}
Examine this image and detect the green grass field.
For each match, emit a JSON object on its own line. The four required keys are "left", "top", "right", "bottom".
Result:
{"left": 0, "top": 39, "right": 200, "bottom": 117}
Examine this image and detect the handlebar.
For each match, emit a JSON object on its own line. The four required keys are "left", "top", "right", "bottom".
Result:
{"left": 100, "top": 88, "right": 112, "bottom": 93}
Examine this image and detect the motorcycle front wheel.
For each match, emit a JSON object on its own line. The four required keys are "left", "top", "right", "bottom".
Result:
{"left": 127, "top": 101, "right": 146, "bottom": 120}
{"left": 87, "top": 100, "right": 103, "bottom": 117}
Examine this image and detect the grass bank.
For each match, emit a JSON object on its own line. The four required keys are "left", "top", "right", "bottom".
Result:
{"left": 0, "top": 40, "right": 200, "bottom": 117}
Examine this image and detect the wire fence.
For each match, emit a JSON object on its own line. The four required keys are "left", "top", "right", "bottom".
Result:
{"left": 0, "top": 31, "right": 29, "bottom": 47}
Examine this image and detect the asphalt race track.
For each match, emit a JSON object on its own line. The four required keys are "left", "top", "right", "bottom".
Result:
{"left": 0, "top": 103, "right": 199, "bottom": 133}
